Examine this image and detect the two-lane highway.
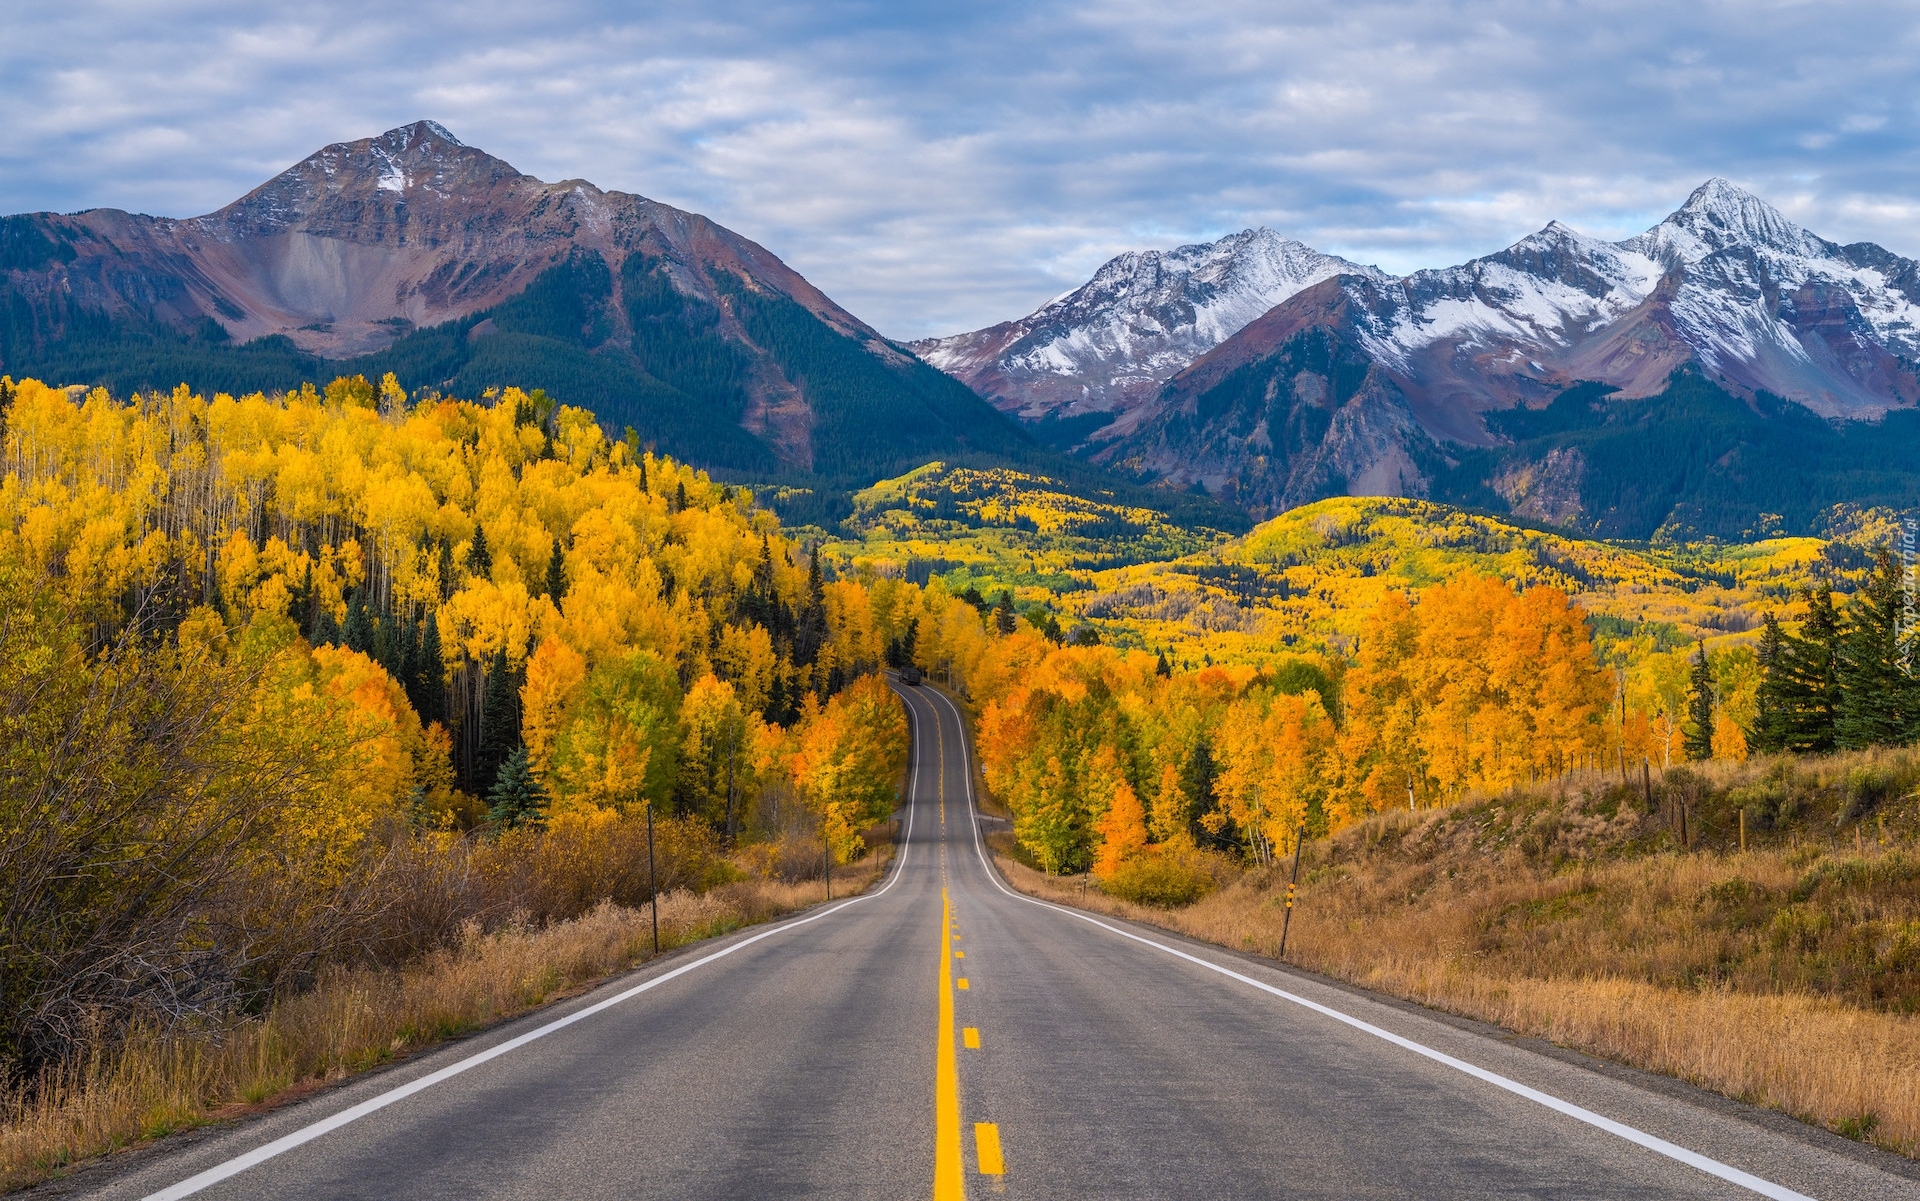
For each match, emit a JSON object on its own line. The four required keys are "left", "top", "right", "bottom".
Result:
{"left": 56, "top": 679, "right": 1920, "bottom": 1199}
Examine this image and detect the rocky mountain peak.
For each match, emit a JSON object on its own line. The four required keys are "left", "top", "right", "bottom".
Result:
{"left": 1631, "top": 177, "right": 1820, "bottom": 263}
{"left": 912, "top": 227, "right": 1382, "bottom": 433}
{"left": 200, "top": 120, "right": 527, "bottom": 240}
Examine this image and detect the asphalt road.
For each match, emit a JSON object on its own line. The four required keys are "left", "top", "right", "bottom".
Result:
{"left": 50, "top": 680, "right": 1920, "bottom": 1200}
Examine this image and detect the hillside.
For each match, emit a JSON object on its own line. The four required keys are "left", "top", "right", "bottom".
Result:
{"left": 822, "top": 467, "right": 1881, "bottom": 665}
{"left": 0, "top": 121, "right": 1031, "bottom": 484}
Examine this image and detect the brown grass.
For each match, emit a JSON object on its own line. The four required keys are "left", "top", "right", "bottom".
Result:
{"left": 0, "top": 859, "right": 887, "bottom": 1193}
{"left": 991, "top": 746, "right": 1920, "bottom": 1157}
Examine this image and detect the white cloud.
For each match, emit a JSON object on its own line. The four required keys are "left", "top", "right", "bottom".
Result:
{"left": 2, "top": 0, "right": 1919, "bottom": 339}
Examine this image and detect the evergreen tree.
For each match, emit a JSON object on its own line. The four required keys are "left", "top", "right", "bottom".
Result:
{"left": 395, "top": 611, "right": 419, "bottom": 697}
{"left": 476, "top": 649, "right": 520, "bottom": 795}
{"left": 673, "top": 480, "right": 687, "bottom": 513}
{"left": 1684, "top": 641, "right": 1715, "bottom": 761}
{"left": 485, "top": 745, "right": 548, "bottom": 830}
{"left": 1155, "top": 650, "right": 1172, "bottom": 678}
{"left": 885, "top": 618, "right": 919, "bottom": 669}
{"left": 369, "top": 599, "right": 399, "bottom": 675}
{"left": 993, "top": 591, "right": 1017, "bottom": 636}
{"left": 1836, "top": 549, "right": 1920, "bottom": 749}
{"left": 414, "top": 613, "right": 448, "bottom": 727}
{"left": 1781, "top": 585, "right": 1842, "bottom": 753}
{"left": 1751, "top": 612, "right": 1792, "bottom": 753}
{"left": 468, "top": 525, "right": 492, "bottom": 581}
{"left": 436, "top": 540, "right": 457, "bottom": 601}
{"left": 287, "top": 562, "right": 315, "bottom": 629}
{"left": 308, "top": 604, "right": 342, "bottom": 648}
{"left": 545, "top": 537, "right": 566, "bottom": 601}
{"left": 794, "top": 543, "right": 828, "bottom": 669}
{"left": 342, "top": 589, "right": 374, "bottom": 655}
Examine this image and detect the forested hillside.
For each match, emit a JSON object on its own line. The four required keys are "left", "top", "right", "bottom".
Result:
{"left": 0, "top": 373, "right": 927, "bottom": 1083}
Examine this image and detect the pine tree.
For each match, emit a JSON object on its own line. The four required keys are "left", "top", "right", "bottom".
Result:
{"left": 476, "top": 650, "right": 520, "bottom": 795}
{"left": 370, "top": 599, "right": 399, "bottom": 675}
{"left": 1155, "top": 650, "right": 1172, "bottom": 678}
{"left": 886, "top": 618, "right": 919, "bottom": 669}
{"left": 1837, "top": 549, "right": 1920, "bottom": 749}
{"left": 309, "top": 604, "right": 342, "bottom": 648}
{"left": 342, "top": 589, "right": 374, "bottom": 655}
{"left": 486, "top": 746, "right": 548, "bottom": 830}
{"left": 545, "top": 537, "right": 566, "bottom": 601}
{"left": 1751, "top": 612, "right": 1792, "bottom": 753}
{"left": 1684, "top": 641, "right": 1715, "bottom": 761}
{"left": 794, "top": 544, "right": 828, "bottom": 668}
{"left": 468, "top": 525, "right": 492, "bottom": 581}
{"left": 1782, "top": 585, "right": 1842, "bottom": 753}
{"left": 288, "top": 562, "right": 315, "bottom": 629}
{"left": 437, "top": 540, "right": 457, "bottom": 601}
{"left": 414, "top": 613, "right": 448, "bottom": 727}
{"left": 993, "top": 591, "right": 1017, "bottom": 636}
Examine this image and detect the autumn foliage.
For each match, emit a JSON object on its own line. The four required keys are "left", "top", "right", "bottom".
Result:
{"left": 0, "top": 375, "right": 910, "bottom": 1080}
{"left": 967, "top": 575, "right": 1615, "bottom": 878}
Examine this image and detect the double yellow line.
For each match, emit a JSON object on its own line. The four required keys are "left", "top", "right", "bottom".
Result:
{"left": 936, "top": 888, "right": 1002, "bottom": 1199}
{"left": 936, "top": 888, "right": 963, "bottom": 1198}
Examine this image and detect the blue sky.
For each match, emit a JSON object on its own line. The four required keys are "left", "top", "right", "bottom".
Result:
{"left": 3, "top": 1, "right": 1917, "bottom": 340}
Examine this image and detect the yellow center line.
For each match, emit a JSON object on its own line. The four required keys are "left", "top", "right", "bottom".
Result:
{"left": 935, "top": 888, "right": 963, "bottom": 1201}
{"left": 963, "top": 1027, "right": 980, "bottom": 1049}
{"left": 957, "top": 978, "right": 969, "bottom": 990}
{"left": 974, "top": 1123, "right": 1005, "bottom": 1176}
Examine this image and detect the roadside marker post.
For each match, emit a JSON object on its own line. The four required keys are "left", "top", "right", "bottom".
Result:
{"left": 647, "top": 801, "right": 659, "bottom": 956}
{"left": 1277, "top": 823, "right": 1307, "bottom": 959}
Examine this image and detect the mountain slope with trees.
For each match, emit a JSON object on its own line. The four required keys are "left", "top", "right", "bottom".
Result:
{"left": 0, "top": 122, "right": 1033, "bottom": 488}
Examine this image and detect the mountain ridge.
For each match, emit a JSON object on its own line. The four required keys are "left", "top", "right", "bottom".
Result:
{"left": 0, "top": 121, "right": 1028, "bottom": 486}
{"left": 919, "top": 179, "right": 1920, "bottom": 536}
{"left": 910, "top": 228, "right": 1383, "bottom": 444}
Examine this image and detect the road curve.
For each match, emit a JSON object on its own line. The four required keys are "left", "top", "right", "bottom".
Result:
{"left": 44, "top": 678, "right": 1920, "bottom": 1200}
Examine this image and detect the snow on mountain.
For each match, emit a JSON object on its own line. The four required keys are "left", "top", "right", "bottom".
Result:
{"left": 910, "top": 229, "right": 1385, "bottom": 441}
{"left": 1105, "top": 179, "right": 1920, "bottom": 524}
{"left": 1335, "top": 178, "right": 1920, "bottom": 424}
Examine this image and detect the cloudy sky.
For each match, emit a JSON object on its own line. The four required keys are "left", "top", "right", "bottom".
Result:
{"left": 3, "top": 1, "right": 1917, "bottom": 340}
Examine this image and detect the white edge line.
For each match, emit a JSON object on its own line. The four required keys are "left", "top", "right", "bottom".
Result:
{"left": 144, "top": 705, "right": 924, "bottom": 1201}
{"left": 919, "top": 685, "right": 1817, "bottom": 1201}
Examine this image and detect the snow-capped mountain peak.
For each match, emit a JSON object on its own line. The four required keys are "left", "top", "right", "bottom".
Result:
{"left": 911, "top": 228, "right": 1383, "bottom": 435}
{"left": 1627, "top": 177, "right": 1823, "bottom": 264}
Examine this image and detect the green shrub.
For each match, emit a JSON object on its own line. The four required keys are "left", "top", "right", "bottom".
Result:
{"left": 1100, "top": 847, "right": 1219, "bottom": 907}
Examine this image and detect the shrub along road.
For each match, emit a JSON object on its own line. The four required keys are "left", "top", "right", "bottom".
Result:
{"left": 57, "top": 683, "right": 1920, "bottom": 1200}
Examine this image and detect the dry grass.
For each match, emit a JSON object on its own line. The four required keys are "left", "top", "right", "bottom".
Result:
{"left": 0, "top": 859, "right": 887, "bottom": 1193}
{"left": 992, "top": 746, "right": 1920, "bottom": 1157}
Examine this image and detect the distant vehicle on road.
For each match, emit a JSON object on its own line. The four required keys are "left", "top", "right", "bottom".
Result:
{"left": 899, "top": 665, "right": 922, "bottom": 685}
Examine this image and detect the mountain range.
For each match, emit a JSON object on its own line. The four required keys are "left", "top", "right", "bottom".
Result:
{"left": 6, "top": 125, "right": 1919, "bottom": 540}
{"left": 0, "top": 121, "right": 1030, "bottom": 489}
{"left": 922, "top": 180, "right": 1920, "bottom": 537}
{"left": 910, "top": 229, "right": 1383, "bottom": 445}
